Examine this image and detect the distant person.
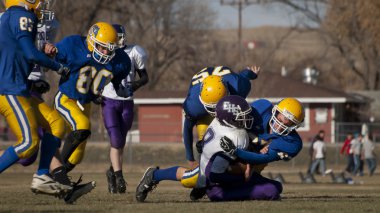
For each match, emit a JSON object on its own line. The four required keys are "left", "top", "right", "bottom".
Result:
{"left": 340, "top": 133, "right": 354, "bottom": 173}
{"left": 362, "top": 134, "right": 376, "bottom": 176}
{"left": 307, "top": 130, "right": 325, "bottom": 174}
{"left": 351, "top": 134, "right": 363, "bottom": 176}
{"left": 309, "top": 133, "right": 327, "bottom": 176}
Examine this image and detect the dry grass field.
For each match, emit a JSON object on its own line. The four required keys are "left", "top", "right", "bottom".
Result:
{"left": 0, "top": 143, "right": 379, "bottom": 213}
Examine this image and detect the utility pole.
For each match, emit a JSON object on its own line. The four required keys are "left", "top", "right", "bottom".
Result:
{"left": 220, "top": 0, "right": 260, "bottom": 61}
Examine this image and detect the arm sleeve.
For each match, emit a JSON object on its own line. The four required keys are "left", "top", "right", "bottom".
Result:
{"left": 183, "top": 116, "right": 196, "bottom": 161}
{"left": 209, "top": 154, "right": 245, "bottom": 184}
{"left": 235, "top": 148, "right": 280, "bottom": 165}
{"left": 132, "top": 68, "right": 149, "bottom": 91}
{"left": 19, "top": 36, "right": 61, "bottom": 71}
{"left": 239, "top": 68, "right": 258, "bottom": 80}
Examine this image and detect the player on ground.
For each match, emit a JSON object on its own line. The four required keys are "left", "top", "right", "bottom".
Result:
{"left": 0, "top": 0, "right": 69, "bottom": 195}
{"left": 52, "top": 22, "right": 131, "bottom": 192}
{"left": 135, "top": 95, "right": 275, "bottom": 202}
{"left": 102, "top": 24, "right": 149, "bottom": 194}
{"left": 183, "top": 66, "right": 260, "bottom": 168}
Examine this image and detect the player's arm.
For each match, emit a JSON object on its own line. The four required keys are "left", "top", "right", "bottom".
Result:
{"left": 132, "top": 68, "right": 149, "bottom": 92}
{"left": 235, "top": 149, "right": 281, "bottom": 165}
{"left": 19, "top": 36, "right": 61, "bottom": 71}
{"left": 183, "top": 115, "right": 197, "bottom": 162}
{"left": 131, "top": 46, "right": 149, "bottom": 91}
{"left": 208, "top": 153, "right": 245, "bottom": 184}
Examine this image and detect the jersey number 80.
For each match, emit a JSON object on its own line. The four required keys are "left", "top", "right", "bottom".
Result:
{"left": 76, "top": 66, "right": 113, "bottom": 95}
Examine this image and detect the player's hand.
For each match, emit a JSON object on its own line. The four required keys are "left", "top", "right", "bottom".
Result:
{"left": 57, "top": 64, "right": 70, "bottom": 80}
{"left": 93, "top": 95, "right": 104, "bottom": 105}
{"left": 116, "top": 83, "right": 133, "bottom": 98}
{"left": 260, "top": 145, "right": 269, "bottom": 154}
{"left": 220, "top": 136, "right": 237, "bottom": 156}
{"left": 43, "top": 42, "right": 58, "bottom": 57}
{"left": 247, "top": 65, "right": 261, "bottom": 76}
{"left": 31, "top": 80, "right": 50, "bottom": 94}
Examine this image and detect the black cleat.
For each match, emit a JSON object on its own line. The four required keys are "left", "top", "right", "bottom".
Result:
{"left": 116, "top": 176, "right": 127, "bottom": 194}
{"left": 64, "top": 176, "right": 96, "bottom": 204}
{"left": 135, "top": 167, "right": 159, "bottom": 202}
{"left": 106, "top": 169, "right": 117, "bottom": 194}
{"left": 190, "top": 187, "right": 206, "bottom": 201}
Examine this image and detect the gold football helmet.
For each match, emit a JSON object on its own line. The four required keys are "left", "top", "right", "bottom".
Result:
{"left": 199, "top": 75, "right": 228, "bottom": 116}
{"left": 269, "top": 98, "right": 304, "bottom": 135}
{"left": 5, "top": 0, "right": 43, "bottom": 16}
{"left": 86, "top": 22, "right": 117, "bottom": 64}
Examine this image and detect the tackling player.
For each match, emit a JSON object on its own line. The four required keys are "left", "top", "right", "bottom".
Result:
{"left": 0, "top": 0, "right": 69, "bottom": 195}
{"left": 102, "top": 24, "right": 149, "bottom": 194}
{"left": 220, "top": 98, "right": 304, "bottom": 166}
{"left": 183, "top": 66, "right": 260, "bottom": 168}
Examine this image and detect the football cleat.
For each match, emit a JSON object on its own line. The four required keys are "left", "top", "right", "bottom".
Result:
{"left": 135, "top": 167, "right": 159, "bottom": 202}
{"left": 64, "top": 177, "right": 96, "bottom": 204}
{"left": 190, "top": 187, "right": 207, "bottom": 201}
{"left": 31, "top": 174, "right": 70, "bottom": 196}
{"left": 116, "top": 176, "right": 127, "bottom": 194}
{"left": 106, "top": 169, "right": 117, "bottom": 194}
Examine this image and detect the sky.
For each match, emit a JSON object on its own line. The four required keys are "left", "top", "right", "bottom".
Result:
{"left": 208, "top": 0, "right": 319, "bottom": 29}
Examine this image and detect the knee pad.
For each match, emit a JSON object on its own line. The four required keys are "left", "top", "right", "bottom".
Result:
{"left": 71, "top": 129, "right": 91, "bottom": 143}
{"left": 181, "top": 166, "right": 200, "bottom": 188}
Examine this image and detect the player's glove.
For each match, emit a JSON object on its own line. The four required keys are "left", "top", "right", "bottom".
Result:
{"left": 93, "top": 95, "right": 104, "bottom": 105}
{"left": 116, "top": 83, "right": 133, "bottom": 98}
{"left": 31, "top": 80, "right": 50, "bottom": 94}
{"left": 220, "top": 136, "right": 237, "bottom": 156}
{"left": 57, "top": 64, "right": 70, "bottom": 81}
{"left": 196, "top": 140, "right": 204, "bottom": 154}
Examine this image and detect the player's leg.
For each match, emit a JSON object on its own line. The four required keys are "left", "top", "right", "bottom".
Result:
{"left": 206, "top": 172, "right": 282, "bottom": 201}
{"left": 136, "top": 166, "right": 191, "bottom": 202}
{"left": 0, "top": 95, "right": 39, "bottom": 172}
{"left": 102, "top": 98, "right": 129, "bottom": 193}
{"left": 54, "top": 92, "right": 91, "bottom": 170}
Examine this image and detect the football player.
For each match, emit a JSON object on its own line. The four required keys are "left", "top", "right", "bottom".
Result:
{"left": 52, "top": 22, "right": 131, "bottom": 191}
{"left": 219, "top": 98, "right": 304, "bottom": 166}
{"left": 135, "top": 95, "right": 278, "bottom": 202}
{"left": 102, "top": 24, "right": 149, "bottom": 194}
{"left": 11, "top": 1, "right": 97, "bottom": 203}
{"left": 183, "top": 65, "right": 260, "bottom": 168}
{"left": 0, "top": 0, "right": 69, "bottom": 195}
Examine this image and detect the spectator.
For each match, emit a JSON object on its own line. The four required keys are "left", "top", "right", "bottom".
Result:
{"left": 340, "top": 133, "right": 354, "bottom": 173}
{"left": 351, "top": 133, "right": 363, "bottom": 176}
{"left": 310, "top": 134, "right": 327, "bottom": 176}
{"left": 362, "top": 134, "right": 377, "bottom": 176}
{"left": 307, "top": 130, "right": 325, "bottom": 174}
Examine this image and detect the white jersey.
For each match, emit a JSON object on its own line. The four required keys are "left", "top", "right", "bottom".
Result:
{"left": 197, "top": 119, "right": 249, "bottom": 187}
{"left": 102, "top": 44, "right": 148, "bottom": 100}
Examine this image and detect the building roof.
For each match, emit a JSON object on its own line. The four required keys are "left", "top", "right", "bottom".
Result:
{"left": 134, "top": 72, "right": 369, "bottom": 104}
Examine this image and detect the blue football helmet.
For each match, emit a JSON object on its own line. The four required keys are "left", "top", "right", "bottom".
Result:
{"left": 215, "top": 95, "right": 253, "bottom": 129}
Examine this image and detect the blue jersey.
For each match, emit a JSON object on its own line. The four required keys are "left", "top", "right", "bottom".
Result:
{"left": 0, "top": 7, "right": 61, "bottom": 96}
{"left": 55, "top": 35, "right": 131, "bottom": 104}
{"left": 235, "top": 99, "right": 303, "bottom": 164}
{"left": 183, "top": 66, "right": 257, "bottom": 120}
